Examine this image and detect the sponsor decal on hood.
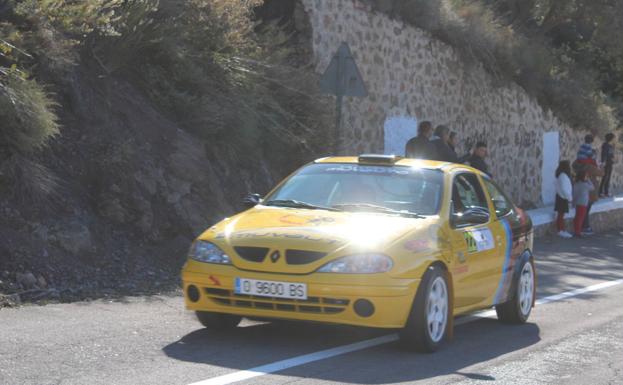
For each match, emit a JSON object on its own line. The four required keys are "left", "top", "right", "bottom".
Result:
{"left": 208, "top": 207, "right": 429, "bottom": 251}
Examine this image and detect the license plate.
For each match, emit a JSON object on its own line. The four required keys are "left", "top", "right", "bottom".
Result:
{"left": 234, "top": 278, "right": 307, "bottom": 300}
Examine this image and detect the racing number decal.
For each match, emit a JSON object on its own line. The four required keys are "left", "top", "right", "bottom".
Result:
{"left": 463, "top": 228, "right": 494, "bottom": 253}
{"left": 463, "top": 232, "right": 478, "bottom": 253}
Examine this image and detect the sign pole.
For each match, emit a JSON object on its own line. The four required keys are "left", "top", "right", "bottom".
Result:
{"left": 319, "top": 42, "right": 367, "bottom": 155}
{"left": 335, "top": 50, "right": 343, "bottom": 154}
{"left": 335, "top": 94, "right": 342, "bottom": 154}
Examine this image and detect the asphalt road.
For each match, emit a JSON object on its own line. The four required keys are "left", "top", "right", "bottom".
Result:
{"left": 2, "top": 229, "right": 623, "bottom": 385}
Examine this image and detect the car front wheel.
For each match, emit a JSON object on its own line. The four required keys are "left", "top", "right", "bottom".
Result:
{"left": 399, "top": 265, "right": 450, "bottom": 352}
{"left": 195, "top": 311, "right": 241, "bottom": 329}
{"left": 495, "top": 258, "right": 535, "bottom": 324}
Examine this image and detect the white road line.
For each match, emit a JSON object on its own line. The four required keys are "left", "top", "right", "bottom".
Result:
{"left": 187, "top": 335, "right": 399, "bottom": 385}
{"left": 188, "top": 278, "right": 623, "bottom": 385}
{"left": 535, "top": 278, "right": 623, "bottom": 305}
{"left": 454, "top": 309, "right": 497, "bottom": 325}
{"left": 454, "top": 277, "right": 623, "bottom": 325}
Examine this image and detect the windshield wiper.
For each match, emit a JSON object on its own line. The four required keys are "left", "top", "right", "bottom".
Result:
{"left": 331, "top": 203, "right": 424, "bottom": 218}
{"left": 263, "top": 199, "right": 341, "bottom": 211}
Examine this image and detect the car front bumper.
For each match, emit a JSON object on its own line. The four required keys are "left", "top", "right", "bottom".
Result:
{"left": 181, "top": 260, "right": 420, "bottom": 328}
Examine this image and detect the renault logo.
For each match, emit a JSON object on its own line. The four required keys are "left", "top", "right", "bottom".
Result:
{"left": 270, "top": 251, "right": 281, "bottom": 263}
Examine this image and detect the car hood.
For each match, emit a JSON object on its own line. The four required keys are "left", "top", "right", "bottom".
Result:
{"left": 199, "top": 206, "right": 437, "bottom": 274}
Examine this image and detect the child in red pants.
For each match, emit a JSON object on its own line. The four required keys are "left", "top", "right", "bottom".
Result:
{"left": 572, "top": 170, "right": 594, "bottom": 237}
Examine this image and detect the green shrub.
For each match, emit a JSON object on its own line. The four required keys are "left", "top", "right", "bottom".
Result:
{"left": 0, "top": 69, "right": 59, "bottom": 157}
{"left": 2, "top": 0, "right": 331, "bottom": 176}
{"left": 14, "top": 0, "right": 122, "bottom": 40}
{"left": 0, "top": 153, "right": 60, "bottom": 203}
{"left": 0, "top": 67, "right": 60, "bottom": 200}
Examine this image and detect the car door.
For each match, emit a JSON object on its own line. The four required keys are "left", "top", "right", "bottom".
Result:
{"left": 448, "top": 172, "right": 501, "bottom": 308}
{"left": 481, "top": 177, "right": 530, "bottom": 305}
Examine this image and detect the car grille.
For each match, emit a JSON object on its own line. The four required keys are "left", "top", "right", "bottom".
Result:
{"left": 234, "top": 246, "right": 269, "bottom": 263}
{"left": 204, "top": 288, "right": 349, "bottom": 314}
{"left": 285, "top": 249, "right": 327, "bottom": 265}
{"left": 234, "top": 247, "right": 328, "bottom": 265}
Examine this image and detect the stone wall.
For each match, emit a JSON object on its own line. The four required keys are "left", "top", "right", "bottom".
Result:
{"left": 300, "top": 0, "right": 622, "bottom": 208}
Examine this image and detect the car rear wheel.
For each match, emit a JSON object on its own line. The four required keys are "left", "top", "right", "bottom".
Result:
{"left": 495, "top": 258, "right": 535, "bottom": 324}
{"left": 399, "top": 265, "right": 450, "bottom": 352}
{"left": 195, "top": 311, "right": 241, "bottom": 329}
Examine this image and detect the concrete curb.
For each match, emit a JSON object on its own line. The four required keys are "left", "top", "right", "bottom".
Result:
{"left": 528, "top": 194, "right": 623, "bottom": 227}
{"left": 528, "top": 194, "right": 623, "bottom": 236}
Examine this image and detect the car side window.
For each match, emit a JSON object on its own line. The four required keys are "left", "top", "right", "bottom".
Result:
{"left": 483, "top": 179, "right": 513, "bottom": 218}
{"left": 451, "top": 173, "right": 490, "bottom": 227}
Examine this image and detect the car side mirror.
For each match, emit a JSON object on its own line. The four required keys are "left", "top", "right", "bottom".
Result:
{"left": 243, "top": 193, "right": 262, "bottom": 208}
{"left": 492, "top": 198, "right": 505, "bottom": 207}
{"left": 453, "top": 208, "right": 490, "bottom": 227}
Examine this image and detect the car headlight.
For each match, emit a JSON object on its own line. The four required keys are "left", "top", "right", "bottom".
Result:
{"left": 188, "top": 240, "right": 232, "bottom": 265}
{"left": 317, "top": 254, "right": 393, "bottom": 274}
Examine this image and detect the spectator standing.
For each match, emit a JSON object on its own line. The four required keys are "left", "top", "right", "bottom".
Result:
{"left": 405, "top": 121, "right": 438, "bottom": 159}
{"left": 599, "top": 133, "right": 616, "bottom": 197}
{"left": 448, "top": 132, "right": 459, "bottom": 154}
{"left": 554, "top": 160, "right": 573, "bottom": 239}
{"left": 464, "top": 142, "right": 491, "bottom": 177}
{"left": 430, "top": 125, "right": 459, "bottom": 163}
{"left": 573, "top": 134, "right": 603, "bottom": 235}
{"left": 576, "top": 134, "right": 596, "bottom": 163}
{"left": 572, "top": 169, "right": 594, "bottom": 238}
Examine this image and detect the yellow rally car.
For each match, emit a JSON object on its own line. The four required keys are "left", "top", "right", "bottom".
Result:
{"left": 182, "top": 155, "right": 535, "bottom": 352}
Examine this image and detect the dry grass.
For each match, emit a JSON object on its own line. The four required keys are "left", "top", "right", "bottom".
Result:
{"left": 366, "top": 0, "right": 619, "bottom": 133}
{"left": 0, "top": 0, "right": 333, "bottom": 200}
{"left": 87, "top": 0, "right": 332, "bottom": 152}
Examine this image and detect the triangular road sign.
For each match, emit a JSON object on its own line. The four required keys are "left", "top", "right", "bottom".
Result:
{"left": 320, "top": 42, "right": 367, "bottom": 97}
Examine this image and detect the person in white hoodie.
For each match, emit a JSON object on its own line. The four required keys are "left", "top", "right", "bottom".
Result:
{"left": 554, "top": 160, "right": 573, "bottom": 238}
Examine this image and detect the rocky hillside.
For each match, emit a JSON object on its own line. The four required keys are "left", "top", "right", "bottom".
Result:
{"left": 3, "top": 0, "right": 623, "bottom": 306}
{"left": 0, "top": 0, "right": 332, "bottom": 305}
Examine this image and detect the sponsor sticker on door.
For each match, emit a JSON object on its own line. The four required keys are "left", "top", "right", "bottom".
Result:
{"left": 463, "top": 228, "right": 495, "bottom": 253}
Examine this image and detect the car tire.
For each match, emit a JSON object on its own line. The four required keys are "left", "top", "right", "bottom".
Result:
{"left": 495, "top": 258, "right": 535, "bottom": 324}
{"left": 399, "top": 264, "right": 451, "bottom": 353}
{"left": 195, "top": 311, "right": 241, "bottom": 329}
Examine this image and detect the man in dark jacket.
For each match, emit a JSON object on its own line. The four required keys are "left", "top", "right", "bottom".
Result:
{"left": 599, "top": 133, "right": 616, "bottom": 197}
{"left": 448, "top": 131, "right": 459, "bottom": 161}
{"left": 465, "top": 141, "right": 491, "bottom": 176}
{"left": 430, "top": 125, "right": 459, "bottom": 163}
{"left": 405, "top": 121, "right": 437, "bottom": 159}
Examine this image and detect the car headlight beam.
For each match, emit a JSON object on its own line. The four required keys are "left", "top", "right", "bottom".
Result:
{"left": 317, "top": 254, "right": 393, "bottom": 274}
{"left": 188, "top": 241, "right": 232, "bottom": 265}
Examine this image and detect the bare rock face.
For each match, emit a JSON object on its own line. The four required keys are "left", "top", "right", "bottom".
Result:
{"left": 53, "top": 222, "right": 93, "bottom": 256}
{"left": 37, "top": 275, "right": 47, "bottom": 289}
{"left": 0, "top": 57, "right": 320, "bottom": 304}
{"left": 98, "top": 196, "right": 127, "bottom": 224}
{"left": 16, "top": 272, "right": 38, "bottom": 290}
{"left": 0, "top": 293, "right": 21, "bottom": 307}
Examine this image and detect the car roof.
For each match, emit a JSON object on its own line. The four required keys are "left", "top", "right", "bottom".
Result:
{"left": 313, "top": 156, "right": 487, "bottom": 176}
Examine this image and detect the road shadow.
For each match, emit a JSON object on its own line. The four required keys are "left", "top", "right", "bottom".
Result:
{"left": 535, "top": 229, "right": 623, "bottom": 298}
{"left": 163, "top": 317, "right": 540, "bottom": 383}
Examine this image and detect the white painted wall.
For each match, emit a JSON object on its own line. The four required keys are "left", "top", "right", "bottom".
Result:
{"left": 541, "top": 131, "right": 560, "bottom": 205}
{"left": 383, "top": 116, "right": 418, "bottom": 156}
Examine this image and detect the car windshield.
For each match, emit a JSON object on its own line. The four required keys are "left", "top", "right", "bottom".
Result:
{"left": 264, "top": 163, "right": 444, "bottom": 216}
